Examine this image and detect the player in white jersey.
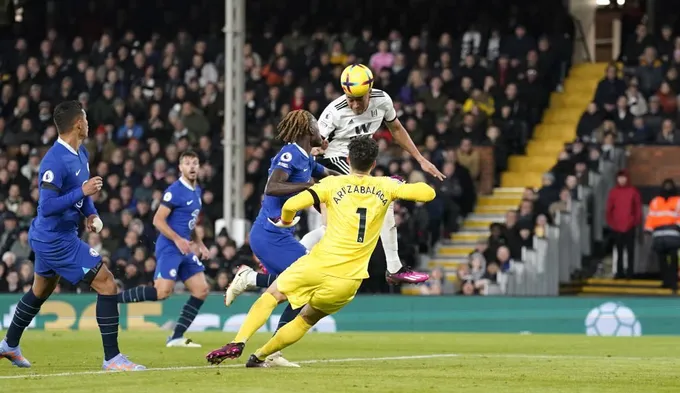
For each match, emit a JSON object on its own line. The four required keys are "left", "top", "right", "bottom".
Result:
{"left": 304, "top": 64, "right": 445, "bottom": 284}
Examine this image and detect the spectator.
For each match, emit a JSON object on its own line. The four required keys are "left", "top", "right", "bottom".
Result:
{"left": 636, "top": 46, "right": 664, "bottom": 97}
{"left": 369, "top": 40, "right": 395, "bottom": 72}
{"left": 624, "top": 83, "right": 647, "bottom": 117}
{"left": 655, "top": 81, "right": 677, "bottom": 114}
{"left": 644, "top": 95, "right": 664, "bottom": 133}
{"left": 629, "top": 115, "right": 653, "bottom": 143}
{"left": 463, "top": 89, "right": 495, "bottom": 117}
{"left": 456, "top": 138, "right": 480, "bottom": 180}
{"left": 656, "top": 119, "right": 680, "bottom": 145}
{"left": 419, "top": 268, "right": 455, "bottom": 295}
{"left": 6, "top": 271, "right": 20, "bottom": 293}
{"left": 606, "top": 170, "right": 642, "bottom": 279}
{"left": 621, "top": 24, "right": 654, "bottom": 65}
{"left": 549, "top": 187, "right": 572, "bottom": 220}
{"left": 9, "top": 230, "right": 31, "bottom": 261}
{"left": 613, "top": 95, "right": 633, "bottom": 132}
{"left": 594, "top": 65, "right": 625, "bottom": 112}
{"left": 440, "top": 156, "right": 475, "bottom": 217}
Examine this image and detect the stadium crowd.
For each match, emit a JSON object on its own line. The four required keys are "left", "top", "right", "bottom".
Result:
{"left": 577, "top": 21, "right": 680, "bottom": 282}
{"left": 0, "top": 0, "right": 576, "bottom": 295}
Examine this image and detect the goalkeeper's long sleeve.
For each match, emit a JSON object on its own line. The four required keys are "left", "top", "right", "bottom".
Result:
{"left": 280, "top": 190, "right": 316, "bottom": 223}
{"left": 392, "top": 182, "right": 436, "bottom": 203}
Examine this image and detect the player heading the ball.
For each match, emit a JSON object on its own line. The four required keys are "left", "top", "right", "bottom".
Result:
{"left": 308, "top": 63, "right": 445, "bottom": 285}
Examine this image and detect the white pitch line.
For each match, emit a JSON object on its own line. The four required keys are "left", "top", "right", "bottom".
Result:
{"left": 1, "top": 352, "right": 679, "bottom": 380}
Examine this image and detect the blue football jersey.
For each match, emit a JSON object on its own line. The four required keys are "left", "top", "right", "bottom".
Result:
{"left": 29, "top": 139, "right": 93, "bottom": 242}
{"left": 254, "top": 143, "right": 325, "bottom": 233}
{"left": 156, "top": 178, "right": 203, "bottom": 251}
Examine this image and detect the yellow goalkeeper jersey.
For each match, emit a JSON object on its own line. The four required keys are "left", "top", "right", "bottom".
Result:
{"left": 280, "top": 175, "right": 435, "bottom": 280}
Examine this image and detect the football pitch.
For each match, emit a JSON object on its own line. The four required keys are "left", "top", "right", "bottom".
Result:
{"left": 1, "top": 331, "right": 680, "bottom": 392}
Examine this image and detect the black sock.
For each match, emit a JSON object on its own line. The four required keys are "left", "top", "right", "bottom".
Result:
{"left": 117, "top": 286, "right": 158, "bottom": 303}
{"left": 97, "top": 294, "right": 120, "bottom": 361}
{"left": 5, "top": 290, "right": 46, "bottom": 347}
{"left": 275, "top": 304, "right": 302, "bottom": 333}
{"left": 171, "top": 296, "right": 204, "bottom": 340}
{"left": 256, "top": 273, "right": 277, "bottom": 288}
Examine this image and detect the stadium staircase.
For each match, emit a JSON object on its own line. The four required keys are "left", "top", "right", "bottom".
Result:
{"left": 413, "top": 63, "right": 611, "bottom": 292}
{"left": 560, "top": 278, "right": 675, "bottom": 296}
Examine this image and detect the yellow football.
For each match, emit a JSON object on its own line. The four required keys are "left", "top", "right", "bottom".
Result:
{"left": 340, "top": 64, "right": 374, "bottom": 97}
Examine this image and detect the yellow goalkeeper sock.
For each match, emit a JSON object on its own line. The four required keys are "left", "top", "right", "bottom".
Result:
{"left": 254, "top": 316, "right": 312, "bottom": 360}
{"left": 233, "top": 292, "right": 278, "bottom": 343}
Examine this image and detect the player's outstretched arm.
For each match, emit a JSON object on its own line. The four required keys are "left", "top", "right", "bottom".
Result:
{"left": 392, "top": 182, "right": 436, "bottom": 203}
{"left": 265, "top": 168, "right": 313, "bottom": 196}
{"left": 280, "top": 190, "right": 319, "bottom": 224}
{"left": 385, "top": 119, "right": 445, "bottom": 181}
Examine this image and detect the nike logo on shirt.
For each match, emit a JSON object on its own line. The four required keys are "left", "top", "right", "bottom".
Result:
{"left": 76, "top": 169, "right": 81, "bottom": 176}
{"left": 187, "top": 200, "right": 194, "bottom": 205}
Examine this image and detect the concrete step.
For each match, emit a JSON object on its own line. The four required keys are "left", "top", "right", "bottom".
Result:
{"left": 467, "top": 213, "right": 506, "bottom": 221}
{"left": 477, "top": 195, "right": 523, "bottom": 207}
{"left": 532, "top": 130, "right": 576, "bottom": 141}
{"left": 463, "top": 219, "right": 497, "bottom": 230}
{"left": 451, "top": 231, "right": 490, "bottom": 242}
{"left": 427, "top": 260, "right": 466, "bottom": 269}
{"left": 525, "top": 140, "right": 565, "bottom": 157}
{"left": 542, "top": 108, "right": 584, "bottom": 124}
{"left": 500, "top": 172, "right": 543, "bottom": 189}
{"left": 508, "top": 156, "right": 556, "bottom": 173}
{"left": 475, "top": 205, "right": 518, "bottom": 214}
{"left": 492, "top": 187, "right": 525, "bottom": 195}
{"left": 562, "top": 81, "right": 597, "bottom": 95}
{"left": 437, "top": 245, "right": 475, "bottom": 257}
{"left": 550, "top": 92, "right": 590, "bottom": 109}
{"left": 439, "top": 240, "right": 478, "bottom": 247}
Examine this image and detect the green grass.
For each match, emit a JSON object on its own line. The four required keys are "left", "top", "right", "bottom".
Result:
{"left": 2, "top": 331, "right": 680, "bottom": 392}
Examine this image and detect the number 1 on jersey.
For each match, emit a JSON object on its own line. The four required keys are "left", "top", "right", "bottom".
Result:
{"left": 356, "top": 207, "right": 367, "bottom": 243}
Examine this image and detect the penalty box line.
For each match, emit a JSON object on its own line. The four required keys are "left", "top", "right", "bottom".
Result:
{"left": 1, "top": 352, "right": 678, "bottom": 380}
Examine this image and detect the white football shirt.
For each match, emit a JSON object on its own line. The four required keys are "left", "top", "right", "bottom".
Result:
{"left": 318, "top": 89, "right": 397, "bottom": 158}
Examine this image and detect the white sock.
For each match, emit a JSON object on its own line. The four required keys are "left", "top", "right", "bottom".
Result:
{"left": 300, "top": 226, "right": 326, "bottom": 251}
{"left": 381, "top": 203, "right": 402, "bottom": 274}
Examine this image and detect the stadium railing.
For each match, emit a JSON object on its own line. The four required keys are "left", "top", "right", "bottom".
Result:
{"left": 507, "top": 147, "right": 626, "bottom": 296}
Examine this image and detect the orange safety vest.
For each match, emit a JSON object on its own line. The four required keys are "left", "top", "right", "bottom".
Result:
{"left": 644, "top": 196, "right": 680, "bottom": 232}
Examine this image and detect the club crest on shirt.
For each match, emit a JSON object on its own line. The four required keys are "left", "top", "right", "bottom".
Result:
{"left": 42, "top": 170, "right": 54, "bottom": 183}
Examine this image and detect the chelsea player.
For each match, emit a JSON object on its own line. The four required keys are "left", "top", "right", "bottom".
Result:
{"left": 116, "top": 150, "right": 211, "bottom": 348}
{"left": 224, "top": 110, "right": 339, "bottom": 366}
{"left": 0, "top": 101, "right": 145, "bottom": 371}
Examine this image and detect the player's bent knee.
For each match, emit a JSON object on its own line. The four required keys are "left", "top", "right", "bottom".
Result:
{"left": 154, "top": 280, "right": 174, "bottom": 300}
{"left": 155, "top": 288, "right": 172, "bottom": 300}
{"left": 31, "top": 274, "right": 60, "bottom": 299}
{"left": 90, "top": 265, "right": 117, "bottom": 295}
{"left": 299, "top": 305, "right": 326, "bottom": 326}
{"left": 265, "top": 283, "right": 287, "bottom": 303}
{"left": 191, "top": 282, "right": 210, "bottom": 300}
